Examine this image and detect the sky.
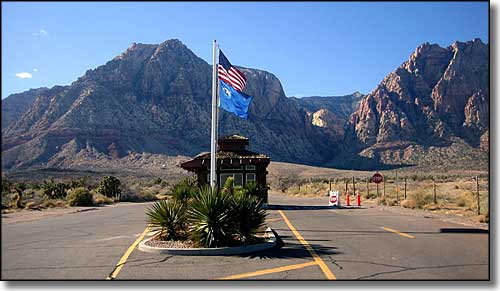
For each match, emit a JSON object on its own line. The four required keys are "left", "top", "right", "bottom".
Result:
{"left": 1, "top": 1, "right": 489, "bottom": 99}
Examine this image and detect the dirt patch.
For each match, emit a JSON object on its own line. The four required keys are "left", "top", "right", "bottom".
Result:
{"left": 146, "top": 235, "right": 197, "bottom": 248}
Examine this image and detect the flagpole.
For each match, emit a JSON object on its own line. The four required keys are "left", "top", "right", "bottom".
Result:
{"left": 210, "top": 40, "right": 218, "bottom": 190}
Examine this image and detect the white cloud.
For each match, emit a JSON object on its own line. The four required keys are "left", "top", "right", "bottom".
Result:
{"left": 33, "top": 68, "right": 38, "bottom": 72}
{"left": 32, "top": 29, "right": 48, "bottom": 36}
{"left": 15, "top": 72, "right": 33, "bottom": 79}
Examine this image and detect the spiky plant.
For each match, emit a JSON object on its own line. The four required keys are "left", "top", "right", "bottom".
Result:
{"left": 188, "top": 186, "right": 235, "bottom": 247}
{"left": 171, "top": 178, "right": 195, "bottom": 203}
{"left": 146, "top": 199, "right": 186, "bottom": 240}
{"left": 231, "top": 191, "right": 266, "bottom": 243}
{"left": 243, "top": 181, "right": 261, "bottom": 198}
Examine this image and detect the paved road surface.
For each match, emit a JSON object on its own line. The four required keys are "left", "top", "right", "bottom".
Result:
{"left": 1, "top": 193, "right": 489, "bottom": 280}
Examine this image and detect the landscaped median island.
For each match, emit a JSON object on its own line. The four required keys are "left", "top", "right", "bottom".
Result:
{"left": 138, "top": 177, "right": 277, "bottom": 255}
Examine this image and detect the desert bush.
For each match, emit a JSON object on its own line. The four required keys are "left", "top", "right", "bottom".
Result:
{"left": 147, "top": 199, "right": 186, "bottom": 240}
{"left": 13, "top": 183, "right": 26, "bottom": 209}
{"left": 188, "top": 186, "right": 235, "bottom": 247}
{"left": 455, "top": 191, "right": 474, "bottom": 208}
{"left": 401, "top": 199, "right": 416, "bottom": 209}
{"left": 97, "top": 176, "right": 121, "bottom": 199}
{"left": 67, "top": 187, "right": 93, "bottom": 207}
{"left": 231, "top": 191, "right": 266, "bottom": 243}
{"left": 171, "top": 178, "right": 195, "bottom": 203}
{"left": 42, "top": 179, "right": 69, "bottom": 199}
{"left": 41, "top": 199, "right": 66, "bottom": 208}
{"left": 92, "top": 191, "right": 114, "bottom": 205}
{"left": 69, "top": 177, "right": 87, "bottom": 189}
{"left": 2, "top": 179, "right": 12, "bottom": 195}
{"left": 414, "top": 192, "right": 433, "bottom": 209}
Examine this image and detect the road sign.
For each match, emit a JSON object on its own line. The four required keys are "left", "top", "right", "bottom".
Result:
{"left": 371, "top": 173, "right": 383, "bottom": 184}
{"left": 329, "top": 190, "right": 339, "bottom": 206}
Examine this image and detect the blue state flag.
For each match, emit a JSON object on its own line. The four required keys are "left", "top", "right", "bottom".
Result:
{"left": 217, "top": 50, "right": 253, "bottom": 119}
{"left": 219, "top": 80, "right": 253, "bottom": 119}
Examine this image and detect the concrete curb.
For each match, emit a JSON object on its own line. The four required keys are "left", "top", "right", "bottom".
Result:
{"left": 138, "top": 227, "right": 277, "bottom": 256}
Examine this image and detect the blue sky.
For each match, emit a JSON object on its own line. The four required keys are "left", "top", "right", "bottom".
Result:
{"left": 2, "top": 2, "right": 488, "bottom": 99}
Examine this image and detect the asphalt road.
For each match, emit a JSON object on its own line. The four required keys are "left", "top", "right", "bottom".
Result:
{"left": 1, "top": 193, "right": 489, "bottom": 280}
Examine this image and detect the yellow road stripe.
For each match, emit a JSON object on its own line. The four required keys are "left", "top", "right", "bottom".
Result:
{"left": 107, "top": 225, "right": 151, "bottom": 280}
{"left": 278, "top": 210, "right": 336, "bottom": 280}
{"left": 218, "top": 261, "right": 318, "bottom": 280}
{"left": 382, "top": 227, "right": 415, "bottom": 239}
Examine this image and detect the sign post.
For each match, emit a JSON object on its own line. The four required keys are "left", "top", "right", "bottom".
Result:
{"left": 371, "top": 172, "right": 383, "bottom": 198}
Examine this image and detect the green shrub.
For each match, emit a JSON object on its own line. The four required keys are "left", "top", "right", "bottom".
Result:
{"left": 2, "top": 179, "right": 12, "bottom": 195}
{"left": 231, "top": 191, "right": 266, "bottom": 243}
{"left": 146, "top": 199, "right": 186, "bottom": 240}
{"left": 243, "top": 181, "right": 262, "bottom": 199}
{"left": 13, "top": 182, "right": 26, "bottom": 208}
{"left": 42, "top": 179, "right": 68, "bottom": 199}
{"left": 188, "top": 186, "right": 235, "bottom": 247}
{"left": 97, "top": 176, "right": 121, "bottom": 199}
{"left": 67, "top": 187, "right": 93, "bottom": 206}
{"left": 69, "top": 177, "right": 87, "bottom": 189}
{"left": 171, "top": 178, "right": 195, "bottom": 203}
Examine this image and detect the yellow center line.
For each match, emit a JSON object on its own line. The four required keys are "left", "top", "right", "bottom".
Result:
{"left": 381, "top": 227, "right": 415, "bottom": 239}
{"left": 278, "top": 210, "right": 336, "bottom": 280}
{"left": 107, "top": 225, "right": 151, "bottom": 280}
{"left": 217, "top": 261, "right": 318, "bottom": 280}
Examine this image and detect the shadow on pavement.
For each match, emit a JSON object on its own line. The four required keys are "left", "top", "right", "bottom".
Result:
{"left": 237, "top": 234, "right": 342, "bottom": 260}
{"left": 267, "top": 205, "right": 363, "bottom": 211}
{"left": 440, "top": 228, "right": 489, "bottom": 234}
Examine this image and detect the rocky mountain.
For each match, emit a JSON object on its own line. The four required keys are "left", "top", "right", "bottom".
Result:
{"left": 2, "top": 87, "right": 50, "bottom": 129}
{"left": 1, "top": 38, "right": 488, "bottom": 172}
{"left": 1, "top": 40, "right": 342, "bottom": 170}
{"left": 342, "top": 38, "right": 488, "bottom": 169}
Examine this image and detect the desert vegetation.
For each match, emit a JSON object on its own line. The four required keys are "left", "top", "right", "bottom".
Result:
{"left": 1, "top": 174, "right": 175, "bottom": 213}
{"left": 145, "top": 177, "right": 267, "bottom": 248}
{"left": 270, "top": 171, "right": 489, "bottom": 223}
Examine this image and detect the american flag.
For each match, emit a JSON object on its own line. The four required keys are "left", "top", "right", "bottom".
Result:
{"left": 218, "top": 50, "right": 247, "bottom": 92}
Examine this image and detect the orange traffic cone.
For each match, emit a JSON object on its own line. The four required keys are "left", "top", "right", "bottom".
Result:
{"left": 356, "top": 191, "right": 361, "bottom": 206}
{"left": 346, "top": 192, "right": 351, "bottom": 206}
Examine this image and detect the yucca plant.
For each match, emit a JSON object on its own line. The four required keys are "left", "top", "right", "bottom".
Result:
{"left": 171, "top": 178, "right": 195, "bottom": 203}
{"left": 188, "top": 186, "right": 235, "bottom": 248}
{"left": 146, "top": 199, "right": 186, "bottom": 240}
{"left": 243, "top": 181, "right": 262, "bottom": 199}
{"left": 231, "top": 191, "right": 266, "bottom": 243}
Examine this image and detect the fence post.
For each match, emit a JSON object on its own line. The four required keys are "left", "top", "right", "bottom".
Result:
{"left": 395, "top": 171, "right": 399, "bottom": 201}
{"left": 352, "top": 176, "right": 356, "bottom": 196}
{"left": 329, "top": 179, "right": 332, "bottom": 191}
{"left": 366, "top": 178, "right": 370, "bottom": 198}
{"left": 404, "top": 177, "right": 407, "bottom": 200}
{"left": 383, "top": 179, "right": 386, "bottom": 198}
{"left": 433, "top": 178, "right": 437, "bottom": 204}
{"left": 345, "top": 179, "right": 348, "bottom": 195}
{"left": 476, "top": 176, "right": 480, "bottom": 215}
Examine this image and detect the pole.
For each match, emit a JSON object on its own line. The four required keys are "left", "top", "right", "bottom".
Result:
{"left": 329, "top": 179, "right": 332, "bottom": 191}
{"left": 345, "top": 180, "right": 348, "bottom": 194}
{"left": 476, "top": 176, "right": 480, "bottom": 215}
{"left": 395, "top": 171, "right": 399, "bottom": 201}
{"left": 376, "top": 183, "right": 379, "bottom": 198}
{"left": 433, "top": 178, "right": 437, "bottom": 204}
{"left": 352, "top": 176, "right": 356, "bottom": 197}
{"left": 404, "top": 177, "right": 407, "bottom": 200}
{"left": 383, "top": 179, "right": 386, "bottom": 198}
{"left": 210, "top": 40, "right": 218, "bottom": 190}
{"left": 366, "top": 179, "right": 369, "bottom": 198}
